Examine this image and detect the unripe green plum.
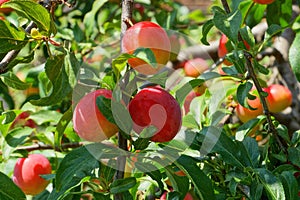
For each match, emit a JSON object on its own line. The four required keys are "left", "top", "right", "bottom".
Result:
{"left": 13, "top": 154, "right": 52, "bottom": 195}
{"left": 122, "top": 21, "right": 171, "bottom": 75}
{"left": 128, "top": 87, "right": 182, "bottom": 142}
{"left": 73, "top": 89, "right": 119, "bottom": 142}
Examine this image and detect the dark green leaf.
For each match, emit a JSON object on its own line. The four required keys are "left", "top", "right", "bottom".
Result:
{"left": 165, "top": 166, "right": 189, "bottom": 197}
{"left": 279, "top": 171, "right": 299, "bottom": 200}
{"left": 110, "top": 177, "right": 137, "bottom": 194}
{"left": 265, "top": 24, "right": 283, "bottom": 41}
{"left": 146, "top": 70, "right": 168, "bottom": 88}
{"left": 266, "top": 0, "right": 292, "bottom": 27}
{"left": 255, "top": 168, "right": 286, "bottom": 200}
{"left": 291, "top": 130, "right": 300, "bottom": 146}
{"left": 0, "top": 20, "right": 27, "bottom": 53}
{"left": 135, "top": 162, "right": 164, "bottom": 190}
{"left": 253, "top": 59, "right": 270, "bottom": 75}
{"left": 96, "top": 96, "right": 116, "bottom": 124}
{"left": 288, "top": 146, "right": 300, "bottom": 167}
{"left": 175, "top": 155, "right": 215, "bottom": 200}
{"left": 249, "top": 181, "right": 264, "bottom": 200}
{"left": 111, "top": 98, "right": 132, "bottom": 134}
{"left": 289, "top": 32, "right": 300, "bottom": 82}
{"left": 55, "top": 146, "right": 99, "bottom": 191}
{"left": 0, "top": 171, "right": 26, "bottom": 200}
{"left": 201, "top": 19, "right": 214, "bottom": 45}
{"left": 133, "top": 47, "right": 157, "bottom": 67}
{"left": 236, "top": 116, "right": 266, "bottom": 141}
{"left": 241, "top": 137, "right": 260, "bottom": 168}
{"left": 208, "top": 127, "right": 245, "bottom": 168}
{"left": 242, "top": 2, "right": 266, "bottom": 28}
{"left": 3, "top": 0, "right": 53, "bottom": 34}
{"left": 236, "top": 81, "right": 254, "bottom": 109}
{"left": 1, "top": 71, "right": 31, "bottom": 90}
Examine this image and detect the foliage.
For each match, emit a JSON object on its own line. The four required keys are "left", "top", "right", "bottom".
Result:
{"left": 0, "top": 0, "right": 299, "bottom": 199}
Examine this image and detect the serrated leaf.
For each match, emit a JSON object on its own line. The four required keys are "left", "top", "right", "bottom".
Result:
{"left": 110, "top": 177, "right": 137, "bottom": 194}
{"left": 0, "top": 20, "right": 28, "bottom": 53}
{"left": 255, "top": 168, "right": 286, "bottom": 200}
{"left": 55, "top": 146, "right": 99, "bottom": 191}
{"left": 289, "top": 32, "right": 300, "bottom": 82}
{"left": 0, "top": 171, "right": 26, "bottom": 200}
{"left": 1, "top": 71, "right": 31, "bottom": 90}
{"left": 3, "top": 0, "right": 53, "bottom": 34}
{"left": 175, "top": 155, "right": 215, "bottom": 200}
{"left": 201, "top": 19, "right": 214, "bottom": 45}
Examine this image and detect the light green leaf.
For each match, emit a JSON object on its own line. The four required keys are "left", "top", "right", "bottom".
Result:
{"left": 0, "top": 20, "right": 27, "bottom": 53}
{"left": 1, "top": 71, "right": 31, "bottom": 90}
{"left": 289, "top": 32, "right": 300, "bottom": 82}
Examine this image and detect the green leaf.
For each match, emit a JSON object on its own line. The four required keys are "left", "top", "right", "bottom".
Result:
{"left": 96, "top": 96, "right": 116, "bottom": 124}
{"left": 255, "top": 168, "right": 286, "bottom": 200}
{"left": 288, "top": 146, "right": 300, "bottom": 167}
{"left": 55, "top": 146, "right": 99, "bottom": 191}
{"left": 253, "top": 59, "right": 270, "bottom": 75}
{"left": 110, "top": 177, "right": 137, "bottom": 194}
{"left": 165, "top": 166, "right": 189, "bottom": 197}
{"left": 175, "top": 79, "right": 204, "bottom": 107}
{"left": 175, "top": 155, "right": 215, "bottom": 200}
{"left": 135, "top": 162, "right": 164, "bottom": 190}
{"left": 291, "top": 130, "right": 300, "bottom": 146}
{"left": 249, "top": 181, "right": 264, "bottom": 200}
{"left": 289, "top": 32, "right": 300, "bottom": 82}
{"left": 241, "top": 2, "right": 266, "bottom": 28}
{"left": 54, "top": 106, "right": 73, "bottom": 149}
{"left": 241, "top": 137, "right": 260, "bottom": 168}
{"left": 236, "top": 81, "right": 254, "bottom": 109}
{"left": 1, "top": 71, "right": 31, "bottom": 90}
{"left": 5, "top": 127, "right": 33, "bottom": 147}
{"left": 212, "top": 7, "right": 242, "bottom": 43}
{"left": 0, "top": 171, "right": 26, "bottom": 200}
{"left": 201, "top": 19, "right": 214, "bottom": 45}
{"left": 0, "top": 20, "right": 27, "bottom": 53}
{"left": 133, "top": 47, "right": 157, "bottom": 67}
{"left": 3, "top": 0, "right": 53, "bottom": 34}
{"left": 236, "top": 116, "right": 266, "bottom": 141}
{"left": 146, "top": 70, "right": 168, "bottom": 88}
{"left": 6, "top": 52, "right": 35, "bottom": 71}
{"left": 266, "top": 0, "right": 292, "bottom": 27}
{"left": 279, "top": 171, "right": 299, "bottom": 200}
{"left": 208, "top": 127, "right": 245, "bottom": 168}
{"left": 83, "top": 0, "right": 108, "bottom": 39}
{"left": 265, "top": 24, "right": 283, "bottom": 42}
{"left": 31, "top": 51, "right": 79, "bottom": 106}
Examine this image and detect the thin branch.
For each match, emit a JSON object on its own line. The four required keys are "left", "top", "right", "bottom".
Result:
{"left": 0, "top": 142, "right": 83, "bottom": 155}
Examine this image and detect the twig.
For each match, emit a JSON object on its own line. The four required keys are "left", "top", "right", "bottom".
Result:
{"left": 0, "top": 142, "right": 83, "bottom": 155}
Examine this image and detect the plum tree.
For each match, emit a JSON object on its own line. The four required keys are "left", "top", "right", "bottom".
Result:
{"left": 13, "top": 154, "right": 52, "bottom": 195}
{"left": 184, "top": 58, "right": 209, "bottom": 77}
{"left": 264, "top": 84, "right": 292, "bottom": 113}
{"left": 121, "top": 21, "right": 171, "bottom": 75}
{"left": 73, "top": 89, "right": 119, "bottom": 142}
{"left": 128, "top": 87, "right": 182, "bottom": 142}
